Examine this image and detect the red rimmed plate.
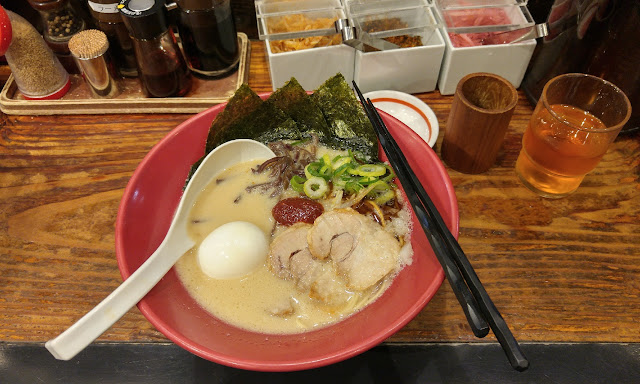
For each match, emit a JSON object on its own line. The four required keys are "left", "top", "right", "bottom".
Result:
{"left": 115, "top": 95, "right": 458, "bottom": 372}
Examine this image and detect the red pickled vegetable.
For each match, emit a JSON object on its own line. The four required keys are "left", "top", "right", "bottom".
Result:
{"left": 272, "top": 197, "right": 324, "bottom": 226}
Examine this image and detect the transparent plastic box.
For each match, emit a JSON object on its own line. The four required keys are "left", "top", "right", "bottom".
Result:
{"left": 346, "top": 0, "right": 445, "bottom": 93}
{"left": 434, "top": 0, "right": 537, "bottom": 95}
{"left": 256, "top": 0, "right": 354, "bottom": 90}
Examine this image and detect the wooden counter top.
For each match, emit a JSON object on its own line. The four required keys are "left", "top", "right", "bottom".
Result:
{"left": 1, "top": 41, "right": 639, "bottom": 349}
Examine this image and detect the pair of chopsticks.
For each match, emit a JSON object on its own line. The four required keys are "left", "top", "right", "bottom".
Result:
{"left": 353, "top": 82, "right": 529, "bottom": 372}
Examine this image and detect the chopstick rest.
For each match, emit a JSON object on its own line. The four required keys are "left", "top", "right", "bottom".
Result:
{"left": 353, "top": 81, "right": 529, "bottom": 372}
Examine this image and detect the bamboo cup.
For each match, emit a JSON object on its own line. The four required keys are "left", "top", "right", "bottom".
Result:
{"left": 441, "top": 72, "right": 518, "bottom": 174}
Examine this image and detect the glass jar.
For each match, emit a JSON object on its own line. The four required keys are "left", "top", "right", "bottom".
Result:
{"left": 27, "top": 0, "right": 87, "bottom": 73}
{"left": 174, "top": 0, "right": 240, "bottom": 78}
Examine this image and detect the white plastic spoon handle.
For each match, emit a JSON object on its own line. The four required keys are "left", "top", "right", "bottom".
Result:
{"left": 45, "top": 237, "right": 193, "bottom": 360}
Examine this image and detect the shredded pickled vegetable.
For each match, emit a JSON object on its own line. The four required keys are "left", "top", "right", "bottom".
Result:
{"left": 268, "top": 14, "right": 342, "bottom": 53}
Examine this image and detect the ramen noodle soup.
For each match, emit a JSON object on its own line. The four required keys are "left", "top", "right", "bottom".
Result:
{"left": 175, "top": 144, "right": 413, "bottom": 334}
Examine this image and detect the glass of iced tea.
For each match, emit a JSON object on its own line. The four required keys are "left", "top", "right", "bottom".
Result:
{"left": 516, "top": 73, "right": 632, "bottom": 198}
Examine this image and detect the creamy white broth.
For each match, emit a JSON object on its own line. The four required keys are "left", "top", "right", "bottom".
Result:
{"left": 175, "top": 155, "right": 407, "bottom": 334}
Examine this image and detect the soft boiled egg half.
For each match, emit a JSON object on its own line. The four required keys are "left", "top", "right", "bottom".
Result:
{"left": 197, "top": 221, "right": 269, "bottom": 279}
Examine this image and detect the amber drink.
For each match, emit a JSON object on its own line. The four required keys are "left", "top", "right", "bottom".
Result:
{"left": 516, "top": 73, "right": 631, "bottom": 198}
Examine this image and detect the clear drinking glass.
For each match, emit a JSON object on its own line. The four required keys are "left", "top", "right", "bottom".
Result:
{"left": 515, "top": 73, "right": 632, "bottom": 198}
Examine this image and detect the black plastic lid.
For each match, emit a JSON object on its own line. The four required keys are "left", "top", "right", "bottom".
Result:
{"left": 176, "top": 0, "right": 219, "bottom": 11}
{"left": 118, "top": 0, "right": 167, "bottom": 40}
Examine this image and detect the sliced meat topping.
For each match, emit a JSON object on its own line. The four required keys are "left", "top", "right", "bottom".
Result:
{"left": 267, "top": 223, "right": 312, "bottom": 279}
{"left": 307, "top": 209, "right": 400, "bottom": 290}
{"left": 267, "top": 208, "right": 402, "bottom": 306}
{"left": 307, "top": 208, "right": 363, "bottom": 259}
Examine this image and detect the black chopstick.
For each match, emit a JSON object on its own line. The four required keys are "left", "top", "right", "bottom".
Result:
{"left": 351, "top": 84, "right": 488, "bottom": 338}
{"left": 353, "top": 82, "right": 529, "bottom": 372}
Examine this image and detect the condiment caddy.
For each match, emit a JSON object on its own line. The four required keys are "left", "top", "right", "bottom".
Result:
{"left": 0, "top": 33, "right": 250, "bottom": 115}
{"left": 0, "top": 0, "right": 251, "bottom": 115}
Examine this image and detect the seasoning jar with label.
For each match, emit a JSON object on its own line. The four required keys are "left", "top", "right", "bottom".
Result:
{"left": 170, "top": 0, "right": 240, "bottom": 78}
{"left": 26, "top": 0, "right": 87, "bottom": 74}
{"left": 118, "top": 0, "right": 192, "bottom": 98}
{"left": 86, "top": 0, "right": 137, "bottom": 77}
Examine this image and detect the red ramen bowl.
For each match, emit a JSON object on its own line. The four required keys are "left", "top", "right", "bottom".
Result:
{"left": 115, "top": 95, "right": 458, "bottom": 372}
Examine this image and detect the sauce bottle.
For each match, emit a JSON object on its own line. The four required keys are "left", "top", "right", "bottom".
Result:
{"left": 118, "top": 0, "right": 191, "bottom": 98}
{"left": 86, "top": 0, "right": 138, "bottom": 77}
{"left": 171, "top": 0, "right": 240, "bottom": 78}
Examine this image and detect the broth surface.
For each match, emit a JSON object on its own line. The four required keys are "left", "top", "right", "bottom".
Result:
{"left": 175, "top": 157, "right": 406, "bottom": 334}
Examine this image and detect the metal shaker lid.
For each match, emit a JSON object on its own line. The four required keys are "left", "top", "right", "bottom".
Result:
{"left": 118, "top": 0, "right": 167, "bottom": 40}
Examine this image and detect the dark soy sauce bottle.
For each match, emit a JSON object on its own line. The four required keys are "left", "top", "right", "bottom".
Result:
{"left": 118, "top": 0, "right": 191, "bottom": 98}
{"left": 173, "top": 0, "right": 239, "bottom": 78}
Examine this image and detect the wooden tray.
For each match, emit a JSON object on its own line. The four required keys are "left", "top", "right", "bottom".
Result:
{"left": 0, "top": 33, "right": 250, "bottom": 115}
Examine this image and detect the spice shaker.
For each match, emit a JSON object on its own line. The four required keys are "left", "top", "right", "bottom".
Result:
{"left": 171, "top": 0, "right": 240, "bottom": 78}
{"left": 86, "top": 0, "right": 137, "bottom": 77}
{"left": 1, "top": 8, "right": 70, "bottom": 100}
{"left": 118, "top": 0, "right": 192, "bottom": 98}
{"left": 26, "top": 0, "right": 87, "bottom": 74}
{"left": 68, "top": 29, "right": 119, "bottom": 98}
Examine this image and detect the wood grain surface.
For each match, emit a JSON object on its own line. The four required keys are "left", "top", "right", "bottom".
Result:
{"left": 1, "top": 41, "right": 639, "bottom": 346}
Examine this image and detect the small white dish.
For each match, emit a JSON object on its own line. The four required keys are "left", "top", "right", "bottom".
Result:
{"left": 364, "top": 90, "right": 439, "bottom": 148}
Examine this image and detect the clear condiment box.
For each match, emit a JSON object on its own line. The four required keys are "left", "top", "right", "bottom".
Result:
{"left": 256, "top": 0, "right": 355, "bottom": 90}
{"left": 346, "top": 0, "right": 445, "bottom": 94}
{"left": 434, "top": 0, "right": 537, "bottom": 95}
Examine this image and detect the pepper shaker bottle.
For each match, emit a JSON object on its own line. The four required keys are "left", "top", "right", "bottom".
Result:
{"left": 1, "top": 7, "right": 71, "bottom": 100}
{"left": 118, "top": 0, "right": 192, "bottom": 98}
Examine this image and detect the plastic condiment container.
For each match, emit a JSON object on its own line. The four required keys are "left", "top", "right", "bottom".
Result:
{"left": 434, "top": 0, "right": 537, "bottom": 95}
{"left": 346, "top": 0, "right": 445, "bottom": 94}
{"left": 2, "top": 8, "right": 71, "bottom": 100}
{"left": 255, "top": 0, "right": 354, "bottom": 90}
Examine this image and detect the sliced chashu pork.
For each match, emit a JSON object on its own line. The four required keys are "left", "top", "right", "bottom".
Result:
{"left": 308, "top": 208, "right": 400, "bottom": 290}
{"left": 267, "top": 223, "right": 351, "bottom": 306}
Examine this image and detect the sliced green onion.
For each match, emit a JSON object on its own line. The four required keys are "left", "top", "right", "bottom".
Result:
{"left": 358, "top": 176, "right": 380, "bottom": 185}
{"left": 290, "top": 175, "right": 306, "bottom": 194}
{"left": 353, "top": 164, "right": 386, "bottom": 177}
{"left": 331, "top": 156, "right": 353, "bottom": 170}
{"left": 303, "top": 176, "right": 328, "bottom": 199}
{"left": 374, "top": 189, "right": 396, "bottom": 205}
{"left": 305, "top": 162, "right": 332, "bottom": 180}
{"left": 344, "top": 180, "right": 364, "bottom": 194}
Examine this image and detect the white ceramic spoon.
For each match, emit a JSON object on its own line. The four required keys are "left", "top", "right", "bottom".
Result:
{"left": 45, "top": 139, "right": 276, "bottom": 361}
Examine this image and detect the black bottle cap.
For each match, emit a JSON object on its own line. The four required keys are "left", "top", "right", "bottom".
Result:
{"left": 176, "top": 0, "right": 218, "bottom": 12}
{"left": 118, "top": 0, "right": 167, "bottom": 40}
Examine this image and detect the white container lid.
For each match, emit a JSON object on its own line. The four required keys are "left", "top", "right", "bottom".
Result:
{"left": 348, "top": 1, "right": 439, "bottom": 41}
{"left": 434, "top": 0, "right": 534, "bottom": 35}
{"left": 255, "top": 0, "right": 345, "bottom": 42}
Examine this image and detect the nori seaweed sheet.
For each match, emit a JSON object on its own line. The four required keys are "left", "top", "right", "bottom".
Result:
{"left": 190, "top": 73, "right": 377, "bottom": 187}
{"left": 267, "top": 78, "right": 333, "bottom": 144}
{"left": 311, "top": 74, "right": 379, "bottom": 161}
{"left": 207, "top": 101, "right": 301, "bottom": 150}
{"left": 205, "top": 84, "right": 263, "bottom": 154}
